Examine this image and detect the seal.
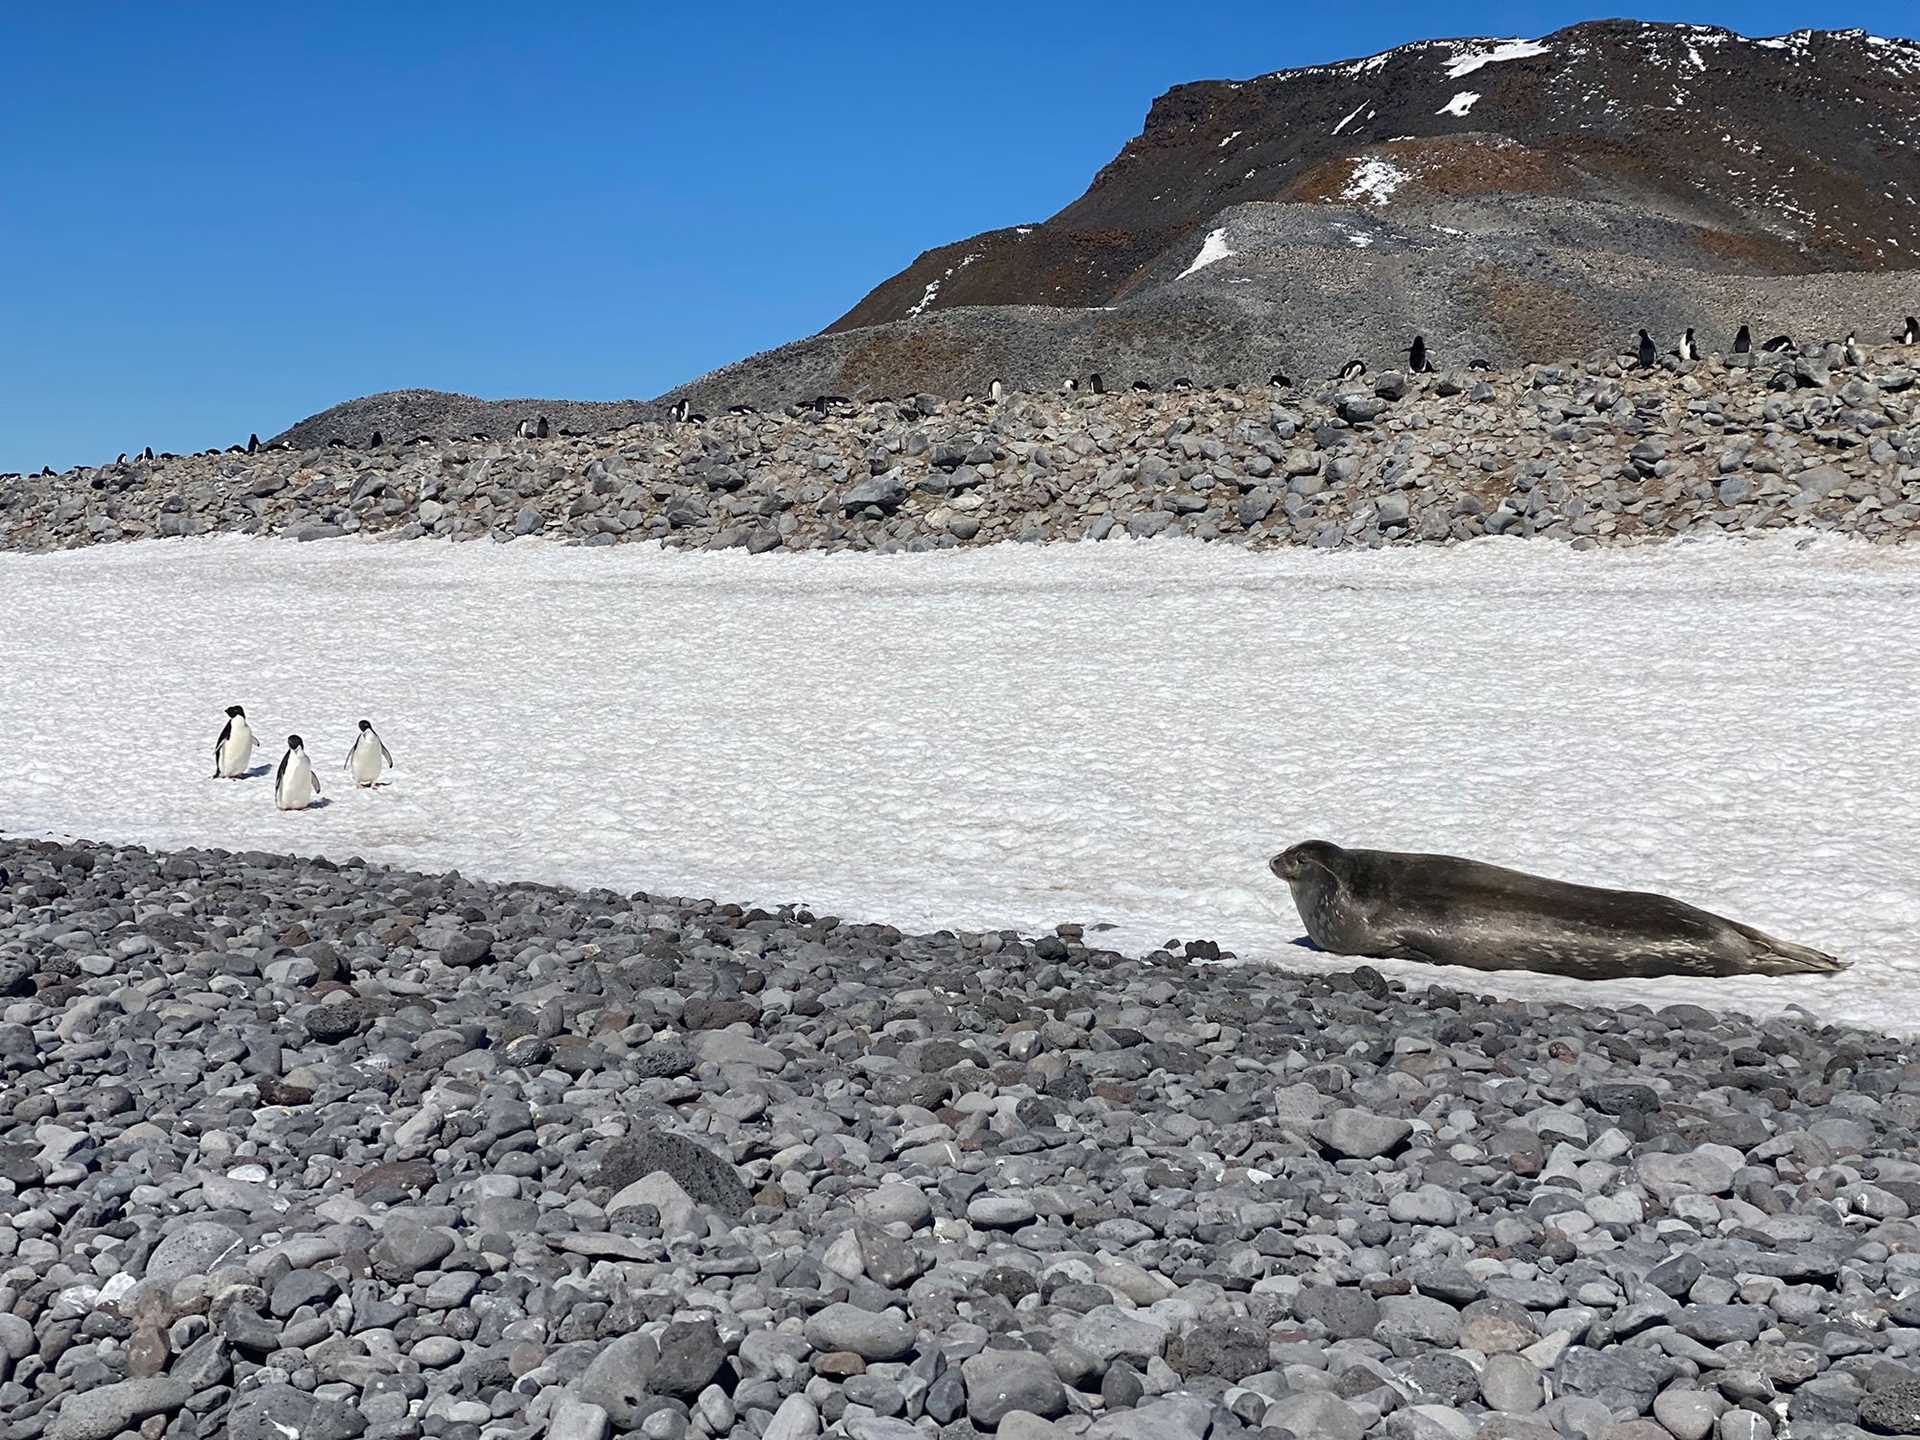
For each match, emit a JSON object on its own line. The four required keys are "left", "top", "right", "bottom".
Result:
{"left": 1268, "top": 840, "right": 1845, "bottom": 980}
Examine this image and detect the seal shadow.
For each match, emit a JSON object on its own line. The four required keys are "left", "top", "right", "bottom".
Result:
{"left": 1288, "top": 935, "right": 1324, "bottom": 952}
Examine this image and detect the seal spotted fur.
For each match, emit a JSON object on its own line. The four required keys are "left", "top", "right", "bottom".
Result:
{"left": 1269, "top": 840, "right": 1845, "bottom": 980}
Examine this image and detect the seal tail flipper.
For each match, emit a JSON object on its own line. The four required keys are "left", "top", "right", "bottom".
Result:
{"left": 1732, "top": 921, "right": 1848, "bottom": 974}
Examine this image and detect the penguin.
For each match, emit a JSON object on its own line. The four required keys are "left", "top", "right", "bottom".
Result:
{"left": 344, "top": 719, "right": 394, "bottom": 788}
{"left": 327, "top": 438, "right": 347, "bottom": 449}
{"left": 1090, "top": 373, "right": 1106, "bottom": 395}
{"left": 1062, "top": 378, "right": 1078, "bottom": 394}
{"left": 274, "top": 735, "right": 320, "bottom": 810}
{"left": 727, "top": 404, "right": 756, "bottom": 416}
{"left": 961, "top": 392, "right": 975, "bottom": 404}
{"left": 1172, "top": 377, "right": 1193, "bottom": 392}
{"left": 1761, "top": 334, "right": 1796, "bottom": 354}
{"left": 516, "top": 418, "right": 535, "bottom": 439}
{"left": 246, "top": 433, "right": 259, "bottom": 454}
{"left": 670, "top": 398, "right": 692, "bottom": 423}
{"left": 1844, "top": 332, "right": 1866, "bottom": 367}
{"left": 535, "top": 415, "right": 550, "bottom": 439}
{"left": 1901, "top": 316, "right": 1918, "bottom": 345}
{"left": 1674, "top": 328, "right": 1698, "bottom": 363}
{"left": 212, "top": 705, "right": 255, "bottom": 779}
{"left": 369, "top": 430, "right": 382, "bottom": 448}
{"left": 1467, "top": 358, "right": 1493, "bottom": 371}
{"left": 1733, "top": 324, "right": 1752, "bottom": 354}
{"left": 1406, "top": 335, "right": 1433, "bottom": 374}
{"left": 1337, "top": 360, "right": 1366, "bottom": 382}
{"left": 116, "top": 453, "right": 128, "bottom": 464}
{"left": 1635, "top": 330, "right": 1656, "bottom": 369}
{"left": 989, "top": 379, "right": 1006, "bottom": 402}
{"left": 1268, "top": 372, "right": 1294, "bottom": 388}
{"left": 141, "top": 446, "right": 154, "bottom": 462}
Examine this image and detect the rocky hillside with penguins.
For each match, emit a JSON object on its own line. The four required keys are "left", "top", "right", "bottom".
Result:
{"left": 5, "top": 336, "right": 1917, "bottom": 558}
{"left": 257, "top": 21, "right": 1920, "bottom": 443}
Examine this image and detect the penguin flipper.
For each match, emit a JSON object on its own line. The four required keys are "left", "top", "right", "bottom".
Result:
{"left": 381, "top": 743, "right": 393, "bottom": 768}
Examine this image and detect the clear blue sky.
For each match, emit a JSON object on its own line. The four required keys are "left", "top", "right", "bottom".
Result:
{"left": 2, "top": 2, "right": 1909, "bottom": 472}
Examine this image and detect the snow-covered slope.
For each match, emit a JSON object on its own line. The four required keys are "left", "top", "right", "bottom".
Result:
{"left": 3, "top": 535, "right": 1916, "bottom": 1031}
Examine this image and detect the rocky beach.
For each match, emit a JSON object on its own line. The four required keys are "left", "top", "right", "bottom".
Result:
{"left": 4, "top": 835, "right": 1920, "bottom": 1440}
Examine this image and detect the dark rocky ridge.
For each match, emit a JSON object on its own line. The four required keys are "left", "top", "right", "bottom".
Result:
{"left": 834, "top": 21, "right": 1920, "bottom": 328}
{"left": 236, "top": 22, "right": 1920, "bottom": 450}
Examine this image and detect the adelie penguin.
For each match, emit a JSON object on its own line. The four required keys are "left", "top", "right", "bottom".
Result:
{"left": 246, "top": 433, "right": 259, "bottom": 455}
{"left": 1337, "top": 360, "right": 1366, "bottom": 382}
{"left": 1843, "top": 332, "right": 1866, "bottom": 367}
{"left": 274, "top": 735, "right": 321, "bottom": 811}
{"left": 988, "top": 379, "right": 1005, "bottom": 402}
{"left": 1268, "top": 372, "right": 1293, "bottom": 389}
{"left": 212, "top": 705, "right": 255, "bottom": 779}
{"left": 1761, "top": 334, "right": 1796, "bottom": 354}
{"left": 1405, "top": 335, "right": 1434, "bottom": 374}
{"left": 1635, "top": 330, "right": 1657, "bottom": 369}
{"left": 1733, "top": 323, "right": 1752, "bottom": 354}
{"left": 1900, "top": 315, "right": 1919, "bottom": 345}
{"left": 668, "top": 398, "right": 692, "bottom": 423}
{"left": 1089, "top": 373, "right": 1105, "bottom": 395}
{"left": 1131, "top": 380, "right": 1153, "bottom": 392}
{"left": 1673, "top": 328, "right": 1698, "bottom": 363}
{"left": 344, "top": 719, "right": 394, "bottom": 788}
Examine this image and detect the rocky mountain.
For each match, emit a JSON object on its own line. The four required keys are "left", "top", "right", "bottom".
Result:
{"left": 277, "top": 21, "right": 1919, "bottom": 445}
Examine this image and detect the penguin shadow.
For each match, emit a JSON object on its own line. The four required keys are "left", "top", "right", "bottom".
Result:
{"left": 212, "top": 765, "right": 273, "bottom": 781}
{"left": 296, "top": 797, "right": 335, "bottom": 812}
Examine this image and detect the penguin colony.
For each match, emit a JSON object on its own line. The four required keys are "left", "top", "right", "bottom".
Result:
{"left": 28, "top": 316, "right": 1913, "bottom": 477}
{"left": 211, "top": 706, "right": 394, "bottom": 812}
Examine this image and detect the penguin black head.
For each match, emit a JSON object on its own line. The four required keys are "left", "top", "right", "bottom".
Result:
{"left": 227, "top": 705, "right": 245, "bottom": 718}
{"left": 287, "top": 734, "right": 304, "bottom": 749}
{"left": 358, "top": 719, "right": 372, "bottom": 732}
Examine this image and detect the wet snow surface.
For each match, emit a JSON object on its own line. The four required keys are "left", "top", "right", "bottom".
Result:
{"left": 3, "top": 535, "right": 1917, "bottom": 1033}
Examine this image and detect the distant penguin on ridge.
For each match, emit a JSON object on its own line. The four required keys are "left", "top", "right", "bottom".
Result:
{"left": 1062, "top": 378, "right": 1078, "bottom": 394}
{"left": 669, "top": 398, "right": 691, "bottom": 423}
{"left": 989, "top": 379, "right": 1005, "bottom": 402}
{"left": 246, "top": 433, "right": 259, "bottom": 454}
{"left": 212, "top": 705, "right": 255, "bottom": 780}
{"left": 345, "top": 719, "right": 394, "bottom": 788}
{"left": 1467, "top": 358, "right": 1492, "bottom": 371}
{"left": 1900, "top": 315, "right": 1918, "bottom": 345}
{"left": 1172, "top": 377, "right": 1193, "bottom": 392}
{"left": 274, "top": 735, "right": 320, "bottom": 811}
{"left": 1337, "top": 359, "right": 1366, "bottom": 382}
{"left": 1674, "top": 328, "right": 1698, "bottom": 363}
{"left": 369, "top": 430, "right": 382, "bottom": 448}
{"left": 1733, "top": 323, "right": 1752, "bottom": 354}
{"left": 1132, "top": 379, "right": 1153, "bottom": 392}
{"left": 1844, "top": 331, "right": 1866, "bottom": 367}
{"left": 1635, "top": 330, "right": 1657, "bottom": 369}
{"left": 1090, "top": 373, "right": 1105, "bottom": 395}
{"left": 1268, "top": 372, "right": 1293, "bottom": 388}
{"left": 516, "top": 418, "right": 535, "bottom": 439}
{"left": 535, "top": 415, "right": 550, "bottom": 438}
{"left": 1761, "top": 334, "right": 1796, "bottom": 354}
{"left": 141, "top": 446, "right": 154, "bottom": 462}
{"left": 1406, "top": 335, "right": 1433, "bottom": 374}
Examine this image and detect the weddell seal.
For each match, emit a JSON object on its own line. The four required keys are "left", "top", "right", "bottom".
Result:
{"left": 1268, "top": 841, "right": 1846, "bottom": 980}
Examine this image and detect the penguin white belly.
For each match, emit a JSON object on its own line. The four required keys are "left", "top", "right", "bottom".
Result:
{"left": 217, "top": 724, "right": 254, "bottom": 778}
{"left": 277, "top": 753, "right": 317, "bottom": 810}
{"left": 350, "top": 735, "right": 385, "bottom": 785}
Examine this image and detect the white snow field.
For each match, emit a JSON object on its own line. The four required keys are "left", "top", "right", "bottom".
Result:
{"left": 2, "top": 534, "right": 1917, "bottom": 1032}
